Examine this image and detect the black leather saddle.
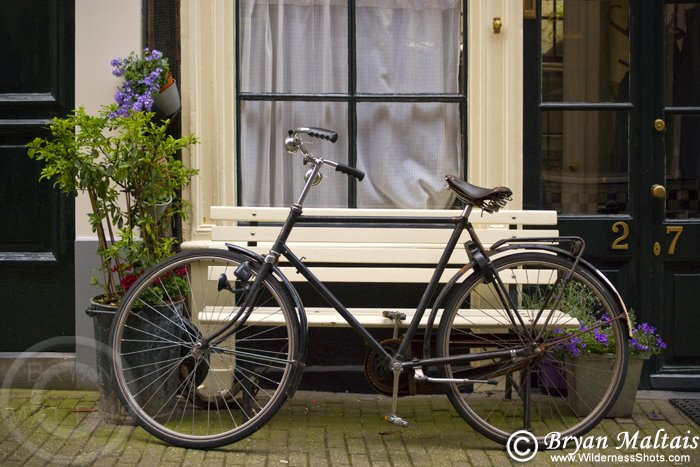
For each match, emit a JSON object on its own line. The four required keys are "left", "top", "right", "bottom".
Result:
{"left": 445, "top": 175, "right": 513, "bottom": 213}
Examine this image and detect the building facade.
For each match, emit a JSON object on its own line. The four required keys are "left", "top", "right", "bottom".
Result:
{"left": 1, "top": 0, "right": 699, "bottom": 390}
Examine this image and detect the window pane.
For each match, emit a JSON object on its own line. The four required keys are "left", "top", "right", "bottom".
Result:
{"left": 664, "top": 4, "right": 700, "bottom": 107}
{"left": 356, "top": 102, "right": 462, "bottom": 209}
{"left": 238, "top": 0, "right": 348, "bottom": 93}
{"left": 665, "top": 115, "right": 700, "bottom": 219}
{"left": 541, "top": 0, "right": 630, "bottom": 103}
{"left": 541, "top": 110, "right": 628, "bottom": 214}
{"left": 239, "top": 101, "right": 348, "bottom": 207}
{"left": 356, "top": 0, "right": 461, "bottom": 93}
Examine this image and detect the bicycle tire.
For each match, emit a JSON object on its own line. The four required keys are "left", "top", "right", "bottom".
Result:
{"left": 109, "top": 249, "right": 301, "bottom": 449}
{"left": 436, "top": 252, "right": 629, "bottom": 447}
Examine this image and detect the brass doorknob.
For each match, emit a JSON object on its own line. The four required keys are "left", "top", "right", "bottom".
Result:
{"left": 650, "top": 184, "right": 666, "bottom": 199}
{"left": 654, "top": 119, "right": 666, "bottom": 132}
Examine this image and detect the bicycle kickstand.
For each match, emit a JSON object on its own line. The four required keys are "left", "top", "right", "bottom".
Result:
{"left": 384, "top": 361, "right": 409, "bottom": 428}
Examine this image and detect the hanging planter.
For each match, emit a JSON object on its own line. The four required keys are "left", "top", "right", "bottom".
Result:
{"left": 153, "top": 72, "right": 181, "bottom": 117}
{"left": 146, "top": 195, "right": 173, "bottom": 222}
{"left": 110, "top": 48, "right": 181, "bottom": 118}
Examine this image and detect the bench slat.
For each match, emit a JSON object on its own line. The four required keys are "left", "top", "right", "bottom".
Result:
{"left": 209, "top": 265, "right": 558, "bottom": 284}
{"left": 216, "top": 243, "right": 561, "bottom": 264}
{"left": 212, "top": 225, "right": 559, "bottom": 245}
{"left": 210, "top": 206, "right": 557, "bottom": 226}
{"left": 199, "top": 307, "right": 579, "bottom": 329}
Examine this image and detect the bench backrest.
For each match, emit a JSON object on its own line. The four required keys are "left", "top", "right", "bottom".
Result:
{"left": 209, "top": 206, "right": 558, "bottom": 284}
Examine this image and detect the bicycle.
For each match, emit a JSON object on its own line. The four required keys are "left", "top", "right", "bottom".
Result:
{"left": 109, "top": 127, "right": 630, "bottom": 449}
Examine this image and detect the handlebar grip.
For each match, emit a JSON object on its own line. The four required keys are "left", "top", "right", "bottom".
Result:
{"left": 334, "top": 163, "right": 365, "bottom": 181}
{"left": 306, "top": 127, "right": 338, "bottom": 143}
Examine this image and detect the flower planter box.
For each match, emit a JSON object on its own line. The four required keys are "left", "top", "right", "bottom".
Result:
{"left": 565, "top": 354, "right": 645, "bottom": 418}
{"left": 86, "top": 299, "right": 185, "bottom": 425}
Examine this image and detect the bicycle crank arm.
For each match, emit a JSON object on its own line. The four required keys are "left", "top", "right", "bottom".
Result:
{"left": 413, "top": 368, "right": 498, "bottom": 385}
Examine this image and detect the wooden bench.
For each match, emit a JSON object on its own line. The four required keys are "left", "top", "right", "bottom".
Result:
{"left": 205, "top": 206, "right": 561, "bottom": 330}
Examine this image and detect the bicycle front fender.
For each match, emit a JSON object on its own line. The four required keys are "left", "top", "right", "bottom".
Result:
{"left": 225, "top": 243, "right": 309, "bottom": 395}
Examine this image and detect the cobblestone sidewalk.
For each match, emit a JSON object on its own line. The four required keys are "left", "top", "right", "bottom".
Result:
{"left": 0, "top": 389, "right": 698, "bottom": 466}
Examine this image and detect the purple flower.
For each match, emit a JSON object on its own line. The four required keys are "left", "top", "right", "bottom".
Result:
{"left": 110, "top": 48, "right": 169, "bottom": 117}
{"left": 593, "top": 327, "right": 608, "bottom": 345}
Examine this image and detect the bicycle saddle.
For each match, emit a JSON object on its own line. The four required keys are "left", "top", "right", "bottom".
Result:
{"left": 445, "top": 175, "right": 513, "bottom": 213}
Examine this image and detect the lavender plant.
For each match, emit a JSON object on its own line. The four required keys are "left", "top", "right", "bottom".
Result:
{"left": 111, "top": 48, "right": 170, "bottom": 117}
{"left": 553, "top": 311, "right": 666, "bottom": 358}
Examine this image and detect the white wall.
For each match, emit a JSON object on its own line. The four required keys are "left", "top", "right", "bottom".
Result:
{"left": 75, "top": 0, "right": 142, "bottom": 237}
{"left": 74, "top": 0, "right": 142, "bottom": 384}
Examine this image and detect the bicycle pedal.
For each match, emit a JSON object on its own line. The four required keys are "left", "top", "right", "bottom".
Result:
{"left": 384, "top": 414, "right": 409, "bottom": 427}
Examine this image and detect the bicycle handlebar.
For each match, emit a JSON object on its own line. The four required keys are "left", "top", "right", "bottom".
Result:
{"left": 305, "top": 127, "right": 338, "bottom": 143}
{"left": 285, "top": 127, "right": 365, "bottom": 181}
{"left": 334, "top": 162, "right": 365, "bottom": 181}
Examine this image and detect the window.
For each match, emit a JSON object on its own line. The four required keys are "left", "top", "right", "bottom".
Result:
{"left": 236, "top": 0, "right": 466, "bottom": 209}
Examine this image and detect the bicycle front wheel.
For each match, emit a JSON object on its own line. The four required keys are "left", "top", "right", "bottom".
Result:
{"left": 110, "top": 249, "right": 301, "bottom": 449}
{"left": 436, "top": 252, "right": 628, "bottom": 447}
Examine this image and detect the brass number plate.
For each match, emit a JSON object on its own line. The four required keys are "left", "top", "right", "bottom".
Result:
{"left": 666, "top": 226, "right": 684, "bottom": 255}
{"left": 611, "top": 222, "right": 630, "bottom": 250}
{"left": 651, "top": 226, "right": 683, "bottom": 256}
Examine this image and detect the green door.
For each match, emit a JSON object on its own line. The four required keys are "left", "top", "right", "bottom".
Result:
{"left": 0, "top": 0, "right": 75, "bottom": 350}
{"left": 525, "top": 0, "right": 700, "bottom": 389}
{"left": 647, "top": 0, "right": 700, "bottom": 389}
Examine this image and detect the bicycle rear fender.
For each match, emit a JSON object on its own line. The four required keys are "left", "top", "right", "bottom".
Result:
{"left": 572, "top": 255, "right": 633, "bottom": 338}
{"left": 225, "top": 243, "right": 309, "bottom": 396}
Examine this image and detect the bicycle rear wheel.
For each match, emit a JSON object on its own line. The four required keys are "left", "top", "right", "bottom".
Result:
{"left": 109, "top": 249, "right": 301, "bottom": 449}
{"left": 436, "top": 252, "right": 628, "bottom": 447}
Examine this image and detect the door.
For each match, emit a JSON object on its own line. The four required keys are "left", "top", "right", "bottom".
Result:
{"left": 0, "top": 0, "right": 75, "bottom": 350}
{"left": 648, "top": 0, "right": 700, "bottom": 389}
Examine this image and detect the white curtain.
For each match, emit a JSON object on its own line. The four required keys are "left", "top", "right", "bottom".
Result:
{"left": 239, "top": 0, "right": 461, "bottom": 208}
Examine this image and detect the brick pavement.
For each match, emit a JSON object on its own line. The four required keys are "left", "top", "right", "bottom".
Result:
{"left": 0, "top": 389, "right": 698, "bottom": 466}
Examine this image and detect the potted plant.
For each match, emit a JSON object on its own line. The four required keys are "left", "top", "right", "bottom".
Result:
{"left": 553, "top": 310, "right": 666, "bottom": 417}
{"left": 111, "top": 47, "right": 180, "bottom": 117}
{"left": 27, "top": 104, "right": 198, "bottom": 422}
{"left": 28, "top": 104, "right": 198, "bottom": 305}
